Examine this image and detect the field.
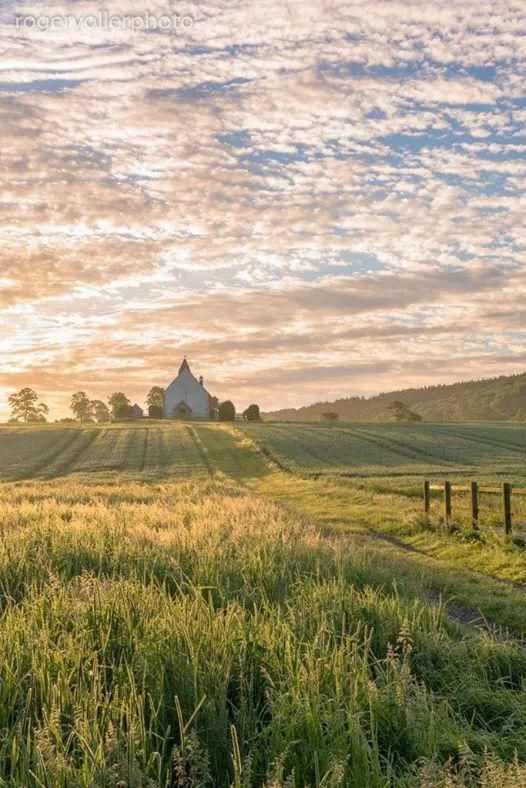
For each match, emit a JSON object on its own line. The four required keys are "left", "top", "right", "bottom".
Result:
{"left": 0, "top": 421, "right": 525, "bottom": 786}
{"left": 0, "top": 424, "right": 209, "bottom": 482}
{"left": 240, "top": 422, "right": 526, "bottom": 485}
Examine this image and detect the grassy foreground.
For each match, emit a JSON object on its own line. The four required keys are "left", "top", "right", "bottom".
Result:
{"left": 0, "top": 476, "right": 526, "bottom": 786}
{"left": 0, "top": 422, "right": 525, "bottom": 785}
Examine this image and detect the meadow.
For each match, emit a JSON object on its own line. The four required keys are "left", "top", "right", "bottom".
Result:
{"left": 0, "top": 422, "right": 525, "bottom": 786}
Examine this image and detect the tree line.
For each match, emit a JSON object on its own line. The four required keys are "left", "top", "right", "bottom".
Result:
{"left": 319, "top": 401, "right": 421, "bottom": 423}
{"left": 6, "top": 387, "right": 261, "bottom": 423}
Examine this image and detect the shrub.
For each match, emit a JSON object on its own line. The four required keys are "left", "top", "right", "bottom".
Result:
{"left": 243, "top": 404, "right": 260, "bottom": 421}
{"left": 218, "top": 400, "right": 235, "bottom": 421}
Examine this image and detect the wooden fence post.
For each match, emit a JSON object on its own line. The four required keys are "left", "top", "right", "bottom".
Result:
{"left": 503, "top": 482, "right": 512, "bottom": 535}
{"left": 470, "top": 481, "right": 479, "bottom": 530}
{"left": 423, "top": 480, "right": 430, "bottom": 513}
{"left": 444, "top": 481, "right": 452, "bottom": 527}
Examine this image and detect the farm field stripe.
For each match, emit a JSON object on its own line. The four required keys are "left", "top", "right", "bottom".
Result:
{"left": 40, "top": 429, "right": 100, "bottom": 479}
{"left": 347, "top": 426, "right": 460, "bottom": 466}
{"left": 238, "top": 427, "right": 449, "bottom": 479}
{"left": 291, "top": 424, "right": 456, "bottom": 471}
{"left": 23, "top": 429, "right": 85, "bottom": 480}
{"left": 140, "top": 428, "right": 149, "bottom": 472}
{"left": 420, "top": 424, "right": 526, "bottom": 456}
{"left": 186, "top": 425, "right": 213, "bottom": 475}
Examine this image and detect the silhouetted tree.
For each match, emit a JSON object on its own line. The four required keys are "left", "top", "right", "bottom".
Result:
{"left": 148, "top": 405, "right": 164, "bottom": 419}
{"left": 91, "top": 400, "right": 110, "bottom": 423}
{"left": 71, "top": 391, "right": 93, "bottom": 423}
{"left": 388, "top": 400, "right": 422, "bottom": 422}
{"left": 108, "top": 392, "right": 131, "bottom": 419}
{"left": 147, "top": 386, "right": 164, "bottom": 414}
{"left": 8, "top": 388, "right": 49, "bottom": 423}
{"left": 243, "top": 404, "right": 260, "bottom": 421}
{"left": 27, "top": 410, "right": 48, "bottom": 423}
{"left": 218, "top": 400, "right": 235, "bottom": 421}
{"left": 321, "top": 411, "right": 339, "bottom": 422}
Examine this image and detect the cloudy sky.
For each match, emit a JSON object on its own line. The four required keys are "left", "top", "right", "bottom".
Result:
{"left": 0, "top": 0, "right": 525, "bottom": 419}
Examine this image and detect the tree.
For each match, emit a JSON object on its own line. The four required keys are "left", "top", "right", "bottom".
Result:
{"left": 146, "top": 386, "right": 164, "bottom": 413}
{"left": 218, "top": 400, "right": 235, "bottom": 421}
{"left": 148, "top": 405, "right": 163, "bottom": 419}
{"left": 8, "top": 388, "right": 49, "bottom": 423}
{"left": 209, "top": 396, "right": 219, "bottom": 420}
{"left": 108, "top": 392, "right": 130, "bottom": 419}
{"left": 115, "top": 404, "right": 134, "bottom": 419}
{"left": 71, "top": 391, "right": 93, "bottom": 423}
{"left": 27, "top": 408, "right": 49, "bottom": 423}
{"left": 91, "top": 400, "right": 110, "bottom": 423}
{"left": 388, "top": 400, "right": 408, "bottom": 421}
{"left": 387, "top": 400, "right": 422, "bottom": 422}
{"left": 321, "top": 411, "right": 339, "bottom": 422}
{"left": 243, "top": 404, "right": 260, "bottom": 421}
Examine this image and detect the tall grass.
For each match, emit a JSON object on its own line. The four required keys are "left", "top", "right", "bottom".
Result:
{"left": 0, "top": 477, "right": 525, "bottom": 785}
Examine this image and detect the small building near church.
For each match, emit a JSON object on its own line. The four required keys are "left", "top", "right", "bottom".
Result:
{"left": 131, "top": 403, "right": 144, "bottom": 419}
{"left": 164, "top": 358, "right": 212, "bottom": 420}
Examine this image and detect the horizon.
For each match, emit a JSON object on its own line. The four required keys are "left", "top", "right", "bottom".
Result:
{"left": 1, "top": 1, "right": 525, "bottom": 421}
{"left": 1, "top": 367, "right": 524, "bottom": 422}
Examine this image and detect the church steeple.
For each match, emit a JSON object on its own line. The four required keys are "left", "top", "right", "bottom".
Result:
{"left": 178, "top": 356, "right": 191, "bottom": 374}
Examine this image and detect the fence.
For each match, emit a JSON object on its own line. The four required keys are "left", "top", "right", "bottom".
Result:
{"left": 423, "top": 480, "right": 516, "bottom": 534}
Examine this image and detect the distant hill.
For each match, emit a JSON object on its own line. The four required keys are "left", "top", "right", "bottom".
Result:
{"left": 265, "top": 373, "right": 526, "bottom": 422}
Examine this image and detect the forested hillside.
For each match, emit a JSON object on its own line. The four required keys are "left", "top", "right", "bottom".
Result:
{"left": 265, "top": 373, "right": 526, "bottom": 422}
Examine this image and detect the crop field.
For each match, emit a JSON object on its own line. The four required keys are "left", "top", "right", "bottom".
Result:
{"left": 241, "top": 421, "right": 526, "bottom": 485}
{"left": 0, "top": 424, "right": 209, "bottom": 482}
{"left": 0, "top": 422, "right": 525, "bottom": 785}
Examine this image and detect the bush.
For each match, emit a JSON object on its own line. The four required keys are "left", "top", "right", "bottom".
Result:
{"left": 218, "top": 400, "right": 235, "bottom": 421}
{"left": 243, "top": 404, "right": 260, "bottom": 421}
{"left": 148, "top": 405, "right": 164, "bottom": 420}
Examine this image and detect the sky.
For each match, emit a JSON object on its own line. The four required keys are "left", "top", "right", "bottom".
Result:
{"left": 0, "top": 0, "right": 525, "bottom": 419}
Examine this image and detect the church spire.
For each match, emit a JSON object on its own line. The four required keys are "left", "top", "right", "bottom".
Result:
{"left": 178, "top": 356, "right": 191, "bottom": 374}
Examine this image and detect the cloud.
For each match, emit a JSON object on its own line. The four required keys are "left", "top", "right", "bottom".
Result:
{"left": 0, "top": 0, "right": 524, "bottom": 417}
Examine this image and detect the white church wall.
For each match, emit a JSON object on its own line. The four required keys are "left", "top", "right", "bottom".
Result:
{"left": 164, "top": 367, "right": 210, "bottom": 419}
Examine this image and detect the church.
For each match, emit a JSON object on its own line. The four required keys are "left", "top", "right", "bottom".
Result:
{"left": 164, "top": 358, "right": 212, "bottom": 419}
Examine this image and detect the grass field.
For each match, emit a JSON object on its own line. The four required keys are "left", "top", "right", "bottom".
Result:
{"left": 0, "top": 424, "right": 209, "bottom": 482}
{"left": 240, "top": 422, "right": 526, "bottom": 485}
{"left": 0, "top": 421, "right": 525, "bottom": 785}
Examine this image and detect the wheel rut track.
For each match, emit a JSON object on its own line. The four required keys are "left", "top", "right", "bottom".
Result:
{"left": 344, "top": 426, "right": 459, "bottom": 467}
{"left": 39, "top": 429, "right": 100, "bottom": 479}
{"left": 140, "top": 427, "right": 149, "bottom": 472}
{"left": 421, "top": 424, "right": 526, "bottom": 458}
{"left": 18, "top": 429, "right": 85, "bottom": 480}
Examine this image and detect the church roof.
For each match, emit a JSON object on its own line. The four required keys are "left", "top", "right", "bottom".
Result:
{"left": 178, "top": 357, "right": 191, "bottom": 374}
{"left": 166, "top": 358, "right": 211, "bottom": 402}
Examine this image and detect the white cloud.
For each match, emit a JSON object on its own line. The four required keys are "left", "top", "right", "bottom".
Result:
{"left": 0, "top": 0, "right": 524, "bottom": 417}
